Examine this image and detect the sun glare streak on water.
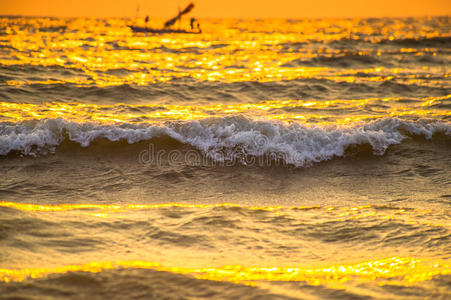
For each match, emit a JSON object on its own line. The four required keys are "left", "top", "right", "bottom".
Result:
{"left": 1, "top": 257, "right": 449, "bottom": 288}
{"left": 0, "top": 94, "right": 450, "bottom": 124}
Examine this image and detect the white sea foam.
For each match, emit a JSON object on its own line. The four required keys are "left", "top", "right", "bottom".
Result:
{"left": 1, "top": 117, "right": 450, "bottom": 166}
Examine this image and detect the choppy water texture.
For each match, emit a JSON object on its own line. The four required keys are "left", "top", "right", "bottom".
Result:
{"left": 0, "top": 16, "right": 450, "bottom": 299}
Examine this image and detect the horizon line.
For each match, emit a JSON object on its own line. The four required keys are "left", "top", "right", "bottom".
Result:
{"left": 1, "top": 13, "right": 450, "bottom": 20}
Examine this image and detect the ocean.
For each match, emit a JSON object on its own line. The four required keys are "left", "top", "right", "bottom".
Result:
{"left": 0, "top": 16, "right": 450, "bottom": 299}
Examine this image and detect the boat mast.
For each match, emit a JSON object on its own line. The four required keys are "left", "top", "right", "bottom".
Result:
{"left": 178, "top": 6, "right": 181, "bottom": 30}
{"left": 163, "top": 3, "right": 195, "bottom": 29}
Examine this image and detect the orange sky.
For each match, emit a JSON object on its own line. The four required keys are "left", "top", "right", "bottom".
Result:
{"left": 0, "top": 0, "right": 450, "bottom": 18}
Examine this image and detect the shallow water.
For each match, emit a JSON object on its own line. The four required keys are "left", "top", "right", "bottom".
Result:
{"left": 0, "top": 16, "right": 450, "bottom": 299}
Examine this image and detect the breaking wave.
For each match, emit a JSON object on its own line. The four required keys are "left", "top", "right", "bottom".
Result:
{"left": 1, "top": 117, "right": 450, "bottom": 167}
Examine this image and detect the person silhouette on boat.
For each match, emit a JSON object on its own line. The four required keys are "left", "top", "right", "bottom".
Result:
{"left": 190, "top": 18, "right": 202, "bottom": 33}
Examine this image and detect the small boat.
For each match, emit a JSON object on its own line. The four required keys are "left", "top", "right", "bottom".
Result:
{"left": 128, "top": 26, "right": 200, "bottom": 34}
{"left": 129, "top": 2, "right": 201, "bottom": 34}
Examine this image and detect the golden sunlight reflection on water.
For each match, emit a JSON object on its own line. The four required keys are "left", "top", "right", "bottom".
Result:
{"left": 0, "top": 256, "right": 449, "bottom": 289}
{"left": 1, "top": 17, "right": 449, "bottom": 86}
{"left": 1, "top": 94, "right": 450, "bottom": 124}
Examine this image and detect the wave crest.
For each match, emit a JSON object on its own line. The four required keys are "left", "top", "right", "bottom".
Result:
{"left": 1, "top": 117, "right": 450, "bottom": 166}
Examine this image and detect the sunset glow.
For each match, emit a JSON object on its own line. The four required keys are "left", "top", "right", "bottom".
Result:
{"left": 1, "top": 0, "right": 450, "bottom": 18}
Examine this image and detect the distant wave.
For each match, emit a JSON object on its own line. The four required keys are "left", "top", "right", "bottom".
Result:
{"left": 281, "top": 53, "right": 385, "bottom": 68}
{"left": 378, "top": 36, "right": 451, "bottom": 47}
{"left": 1, "top": 117, "right": 450, "bottom": 166}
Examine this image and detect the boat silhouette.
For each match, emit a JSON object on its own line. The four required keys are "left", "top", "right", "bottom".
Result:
{"left": 129, "top": 3, "right": 201, "bottom": 34}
